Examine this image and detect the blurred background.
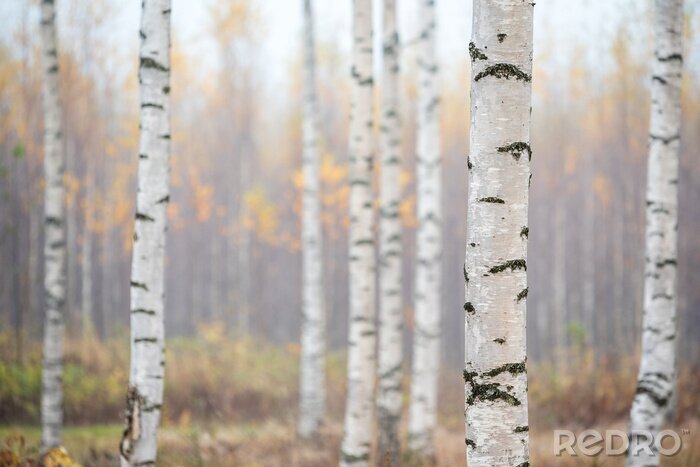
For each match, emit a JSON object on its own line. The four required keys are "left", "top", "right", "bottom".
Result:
{"left": 0, "top": 0, "right": 699, "bottom": 465}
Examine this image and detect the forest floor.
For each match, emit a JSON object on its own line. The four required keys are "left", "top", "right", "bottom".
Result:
{"left": 1, "top": 328, "right": 699, "bottom": 466}
{"left": 1, "top": 419, "right": 699, "bottom": 466}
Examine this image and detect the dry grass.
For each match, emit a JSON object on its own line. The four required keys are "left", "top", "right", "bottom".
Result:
{"left": 1, "top": 331, "right": 699, "bottom": 466}
{"left": 3, "top": 418, "right": 699, "bottom": 466}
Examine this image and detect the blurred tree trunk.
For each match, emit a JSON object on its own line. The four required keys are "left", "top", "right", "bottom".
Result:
{"left": 80, "top": 226, "right": 93, "bottom": 339}
{"left": 29, "top": 205, "right": 41, "bottom": 337}
{"left": 340, "top": 0, "right": 375, "bottom": 464}
{"left": 99, "top": 223, "right": 110, "bottom": 339}
{"left": 236, "top": 141, "right": 252, "bottom": 336}
{"left": 553, "top": 199, "right": 566, "bottom": 369}
{"left": 408, "top": 0, "right": 442, "bottom": 458}
{"left": 582, "top": 163, "right": 596, "bottom": 350}
{"left": 81, "top": 185, "right": 93, "bottom": 340}
{"left": 65, "top": 144, "right": 76, "bottom": 334}
{"left": 120, "top": 0, "right": 171, "bottom": 464}
{"left": 298, "top": 0, "right": 326, "bottom": 439}
{"left": 11, "top": 191, "right": 23, "bottom": 364}
{"left": 627, "top": 1, "right": 682, "bottom": 465}
{"left": 209, "top": 232, "right": 222, "bottom": 320}
{"left": 376, "top": 0, "right": 402, "bottom": 463}
{"left": 612, "top": 190, "right": 625, "bottom": 352}
{"left": 237, "top": 194, "right": 251, "bottom": 334}
{"left": 40, "top": 0, "right": 67, "bottom": 451}
{"left": 464, "top": 1, "right": 533, "bottom": 465}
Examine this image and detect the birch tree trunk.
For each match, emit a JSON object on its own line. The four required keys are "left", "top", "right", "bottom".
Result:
{"left": 340, "top": 0, "right": 375, "bottom": 464}
{"left": 464, "top": 1, "right": 533, "bottom": 465}
{"left": 376, "top": 0, "right": 402, "bottom": 463}
{"left": 408, "top": 0, "right": 442, "bottom": 457}
{"left": 40, "top": 0, "right": 67, "bottom": 451}
{"left": 298, "top": 0, "right": 326, "bottom": 439}
{"left": 119, "top": 1, "right": 171, "bottom": 464}
{"left": 627, "top": 1, "right": 682, "bottom": 465}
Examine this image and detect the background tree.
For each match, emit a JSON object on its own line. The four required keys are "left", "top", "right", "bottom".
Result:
{"left": 119, "top": 0, "right": 172, "bottom": 464}
{"left": 297, "top": 0, "right": 326, "bottom": 439}
{"left": 207, "top": 0, "right": 259, "bottom": 334}
{"left": 80, "top": 172, "right": 94, "bottom": 340}
{"left": 464, "top": 1, "right": 534, "bottom": 465}
{"left": 40, "top": 0, "right": 67, "bottom": 451}
{"left": 628, "top": 1, "right": 683, "bottom": 465}
{"left": 376, "top": 0, "right": 402, "bottom": 463}
{"left": 340, "top": 0, "right": 375, "bottom": 465}
{"left": 408, "top": 0, "right": 442, "bottom": 458}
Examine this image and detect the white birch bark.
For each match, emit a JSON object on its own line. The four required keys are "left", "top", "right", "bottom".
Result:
{"left": 464, "top": 1, "right": 533, "bottom": 465}
{"left": 376, "top": 0, "right": 402, "bottom": 463}
{"left": 340, "top": 0, "right": 375, "bottom": 465}
{"left": 119, "top": 1, "right": 171, "bottom": 464}
{"left": 40, "top": 0, "right": 67, "bottom": 450}
{"left": 627, "top": 1, "right": 683, "bottom": 465}
{"left": 298, "top": 0, "right": 326, "bottom": 439}
{"left": 408, "top": 0, "right": 442, "bottom": 457}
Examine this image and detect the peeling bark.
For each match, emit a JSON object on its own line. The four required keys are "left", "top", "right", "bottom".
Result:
{"left": 465, "top": 1, "right": 533, "bottom": 465}
{"left": 121, "top": 1, "right": 171, "bottom": 465}
{"left": 627, "top": 1, "right": 683, "bottom": 466}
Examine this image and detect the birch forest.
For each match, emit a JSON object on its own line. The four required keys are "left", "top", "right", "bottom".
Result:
{"left": 2, "top": 1, "right": 700, "bottom": 466}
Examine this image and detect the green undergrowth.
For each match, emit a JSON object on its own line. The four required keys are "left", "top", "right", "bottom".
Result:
{"left": 0, "top": 324, "right": 346, "bottom": 426}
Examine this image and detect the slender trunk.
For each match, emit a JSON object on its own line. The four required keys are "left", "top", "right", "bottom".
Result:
{"left": 65, "top": 162, "right": 76, "bottom": 333}
{"left": 376, "top": 0, "right": 402, "bottom": 464}
{"left": 237, "top": 145, "right": 252, "bottom": 335}
{"left": 40, "top": 0, "right": 66, "bottom": 451}
{"left": 119, "top": 1, "right": 171, "bottom": 464}
{"left": 408, "top": 0, "right": 441, "bottom": 457}
{"left": 623, "top": 175, "right": 638, "bottom": 350}
{"left": 340, "top": 0, "right": 375, "bottom": 465}
{"left": 12, "top": 210, "right": 23, "bottom": 365}
{"left": 81, "top": 209, "right": 93, "bottom": 340}
{"left": 298, "top": 0, "right": 326, "bottom": 439}
{"left": 553, "top": 199, "right": 567, "bottom": 368}
{"left": 29, "top": 207, "right": 40, "bottom": 337}
{"left": 99, "top": 226, "right": 109, "bottom": 338}
{"left": 464, "top": 1, "right": 533, "bottom": 465}
{"left": 237, "top": 222, "right": 251, "bottom": 334}
{"left": 582, "top": 164, "right": 596, "bottom": 349}
{"left": 627, "top": 1, "right": 682, "bottom": 465}
{"left": 613, "top": 192, "right": 625, "bottom": 353}
{"left": 209, "top": 232, "right": 221, "bottom": 320}
{"left": 226, "top": 233, "right": 236, "bottom": 327}
{"left": 534, "top": 209, "right": 548, "bottom": 362}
